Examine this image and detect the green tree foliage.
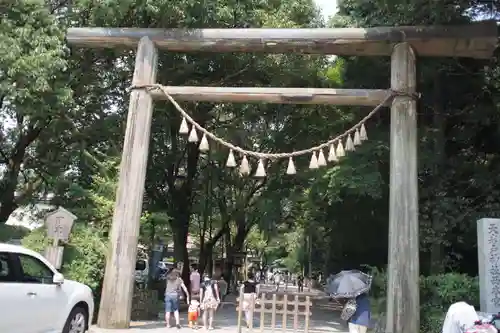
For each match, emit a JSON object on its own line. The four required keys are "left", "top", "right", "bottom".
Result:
{"left": 0, "top": 224, "right": 29, "bottom": 242}
{"left": 2, "top": 0, "right": 499, "bottom": 310}
{"left": 294, "top": 0, "right": 500, "bottom": 276}
{"left": 0, "top": 0, "right": 72, "bottom": 222}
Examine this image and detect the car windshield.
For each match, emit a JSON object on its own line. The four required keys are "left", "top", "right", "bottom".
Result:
{"left": 135, "top": 260, "right": 146, "bottom": 271}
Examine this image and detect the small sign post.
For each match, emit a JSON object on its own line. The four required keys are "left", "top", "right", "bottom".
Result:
{"left": 44, "top": 207, "right": 77, "bottom": 269}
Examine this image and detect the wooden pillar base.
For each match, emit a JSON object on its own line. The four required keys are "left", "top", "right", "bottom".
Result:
{"left": 97, "top": 36, "right": 158, "bottom": 329}
{"left": 386, "top": 43, "right": 419, "bottom": 333}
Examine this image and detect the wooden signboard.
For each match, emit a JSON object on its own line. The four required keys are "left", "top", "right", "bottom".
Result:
{"left": 44, "top": 207, "right": 76, "bottom": 269}
{"left": 45, "top": 207, "right": 77, "bottom": 242}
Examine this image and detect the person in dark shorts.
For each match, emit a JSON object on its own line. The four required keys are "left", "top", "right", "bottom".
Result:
{"left": 242, "top": 272, "right": 260, "bottom": 328}
{"left": 297, "top": 275, "right": 304, "bottom": 292}
{"left": 164, "top": 266, "right": 189, "bottom": 328}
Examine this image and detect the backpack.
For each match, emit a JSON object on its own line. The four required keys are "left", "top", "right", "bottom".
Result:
{"left": 203, "top": 280, "right": 217, "bottom": 298}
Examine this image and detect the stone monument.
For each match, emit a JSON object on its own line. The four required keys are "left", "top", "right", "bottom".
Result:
{"left": 477, "top": 218, "right": 500, "bottom": 313}
{"left": 44, "top": 207, "right": 77, "bottom": 269}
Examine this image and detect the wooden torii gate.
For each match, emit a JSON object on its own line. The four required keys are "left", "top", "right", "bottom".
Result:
{"left": 66, "top": 21, "right": 498, "bottom": 332}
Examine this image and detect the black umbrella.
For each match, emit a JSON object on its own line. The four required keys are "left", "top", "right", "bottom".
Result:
{"left": 327, "top": 270, "right": 372, "bottom": 299}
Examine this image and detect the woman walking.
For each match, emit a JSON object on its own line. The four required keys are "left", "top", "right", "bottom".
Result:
{"left": 164, "top": 266, "right": 189, "bottom": 329}
{"left": 200, "top": 275, "right": 220, "bottom": 330}
{"left": 241, "top": 272, "right": 260, "bottom": 328}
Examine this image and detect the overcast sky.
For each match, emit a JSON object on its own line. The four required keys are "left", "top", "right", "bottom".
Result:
{"left": 314, "top": 0, "right": 338, "bottom": 20}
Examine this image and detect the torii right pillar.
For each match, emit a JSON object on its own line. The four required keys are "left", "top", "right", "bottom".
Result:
{"left": 386, "top": 42, "right": 419, "bottom": 333}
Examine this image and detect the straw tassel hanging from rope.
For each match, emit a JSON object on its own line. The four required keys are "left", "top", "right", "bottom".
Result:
{"left": 239, "top": 155, "right": 250, "bottom": 175}
{"left": 345, "top": 134, "right": 355, "bottom": 151}
{"left": 309, "top": 151, "right": 319, "bottom": 169}
{"left": 188, "top": 127, "right": 199, "bottom": 142}
{"left": 328, "top": 144, "right": 338, "bottom": 162}
{"left": 354, "top": 129, "right": 361, "bottom": 146}
{"left": 317, "top": 149, "right": 327, "bottom": 167}
{"left": 336, "top": 141, "right": 345, "bottom": 158}
{"left": 360, "top": 124, "right": 368, "bottom": 141}
{"left": 286, "top": 157, "right": 296, "bottom": 175}
{"left": 226, "top": 150, "right": 236, "bottom": 167}
{"left": 255, "top": 159, "right": 266, "bottom": 177}
{"left": 179, "top": 117, "right": 189, "bottom": 134}
{"left": 199, "top": 134, "right": 209, "bottom": 152}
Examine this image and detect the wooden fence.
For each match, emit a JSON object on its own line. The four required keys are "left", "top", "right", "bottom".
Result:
{"left": 236, "top": 288, "right": 312, "bottom": 333}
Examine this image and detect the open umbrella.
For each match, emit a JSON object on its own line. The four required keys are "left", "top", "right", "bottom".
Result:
{"left": 327, "top": 270, "right": 372, "bottom": 299}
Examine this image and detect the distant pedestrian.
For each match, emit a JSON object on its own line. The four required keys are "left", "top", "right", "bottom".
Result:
{"left": 190, "top": 264, "right": 201, "bottom": 299}
{"left": 242, "top": 272, "right": 260, "bottom": 328}
{"left": 164, "top": 266, "right": 189, "bottom": 328}
{"left": 200, "top": 275, "right": 220, "bottom": 330}
{"left": 297, "top": 275, "right": 304, "bottom": 292}
{"left": 267, "top": 271, "right": 273, "bottom": 284}
{"left": 274, "top": 273, "right": 281, "bottom": 291}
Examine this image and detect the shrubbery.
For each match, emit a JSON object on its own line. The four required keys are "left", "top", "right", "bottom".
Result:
{"left": 0, "top": 224, "right": 30, "bottom": 242}
{"left": 367, "top": 266, "right": 479, "bottom": 332}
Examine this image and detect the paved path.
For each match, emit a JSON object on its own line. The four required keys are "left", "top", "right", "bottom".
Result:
{"left": 89, "top": 284, "right": 348, "bottom": 333}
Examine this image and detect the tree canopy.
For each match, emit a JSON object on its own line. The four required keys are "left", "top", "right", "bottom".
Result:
{"left": 1, "top": 0, "right": 499, "bottom": 290}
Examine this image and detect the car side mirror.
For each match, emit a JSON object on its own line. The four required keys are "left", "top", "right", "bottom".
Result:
{"left": 53, "top": 272, "right": 65, "bottom": 285}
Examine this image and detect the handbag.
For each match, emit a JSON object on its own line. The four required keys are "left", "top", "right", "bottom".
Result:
{"left": 340, "top": 299, "right": 357, "bottom": 321}
{"left": 173, "top": 277, "right": 184, "bottom": 301}
{"left": 177, "top": 283, "right": 185, "bottom": 301}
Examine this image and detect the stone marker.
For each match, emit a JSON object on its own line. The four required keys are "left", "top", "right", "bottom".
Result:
{"left": 477, "top": 218, "right": 500, "bottom": 313}
{"left": 44, "top": 207, "right": 77, "bottom": 269}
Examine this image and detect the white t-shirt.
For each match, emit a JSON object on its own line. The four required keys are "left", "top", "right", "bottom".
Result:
{"left": 442, "top": 302, "right": 479, "bottom": 333}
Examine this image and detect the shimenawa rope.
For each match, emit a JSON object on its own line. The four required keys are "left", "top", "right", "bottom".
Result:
{"left": 129, "top": 84, "right": 415, "bottom": 161}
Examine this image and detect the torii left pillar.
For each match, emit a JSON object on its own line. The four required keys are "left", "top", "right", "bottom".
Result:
{"left": 98, "top": 37, "right": 158, "bottom": 328}
{"left": 386, "top": 43, "right": 419, "bottom": 333}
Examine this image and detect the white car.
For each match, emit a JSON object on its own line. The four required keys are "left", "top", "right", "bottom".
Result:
{"left": 0, "top": 243, "right": 94, "bottom": 333}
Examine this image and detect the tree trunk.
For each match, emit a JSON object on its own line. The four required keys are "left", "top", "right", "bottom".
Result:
{"left": 198, "top": 222, "right": 229, "bottom": 275}
{"left": 171, "top": 208, "right": 190, "bottom": 283}
{"left": 223, "top": 228, "right": 233, "bottom": 287}
{"left": 224, "top": 216, "right": 249, "bottom": 288}
{"left": 0, "top": 125, "right": 45, "bottom": 223}
{"left": 0, "top": 165, "right": 21, "bottom": 223}
{"left": 167, "top": 126, "right": 202, "bottom": 284}
{"left": 207, "top": 247, "right": 214, "bottom": 277}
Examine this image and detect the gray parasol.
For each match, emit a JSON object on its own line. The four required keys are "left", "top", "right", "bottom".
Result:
{"left": 327, "top": 270, "right": 372, "bottom": 299}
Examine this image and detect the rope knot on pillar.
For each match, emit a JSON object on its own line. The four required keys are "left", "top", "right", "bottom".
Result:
{"left": 389, "top": 89, "right": 421, "bottom": 100}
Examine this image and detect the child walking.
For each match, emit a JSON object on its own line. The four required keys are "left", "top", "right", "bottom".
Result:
{"left": 188, "top": 299, "right": 200, "bottom": 329}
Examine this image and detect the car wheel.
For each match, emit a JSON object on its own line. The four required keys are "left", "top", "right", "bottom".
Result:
{"left": 62, "top": 306, "right": 88, "bottom": 333}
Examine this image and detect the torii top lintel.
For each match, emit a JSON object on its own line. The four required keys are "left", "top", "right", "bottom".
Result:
{"left": 66, "top": 20, "right": 498, "bottom": 59}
